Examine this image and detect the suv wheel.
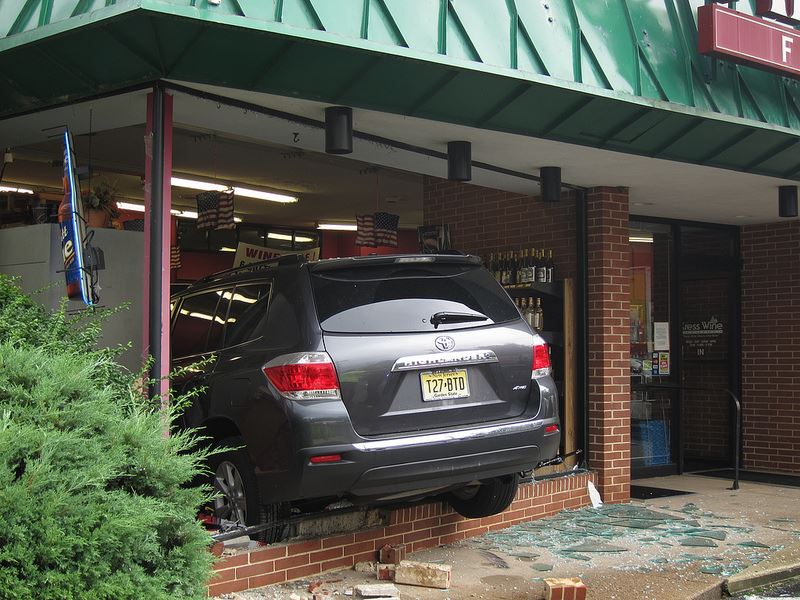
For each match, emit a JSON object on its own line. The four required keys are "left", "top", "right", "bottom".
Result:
{"left": 447, "top": 474, "right": 520, "bottom": 518}
{"left": 209, "top": 437, "right": 287, "bottom": 543}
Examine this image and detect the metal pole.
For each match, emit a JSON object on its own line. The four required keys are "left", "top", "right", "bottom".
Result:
{"left": 576, "top": 189, "right": 589, "bottom": 469}
{"left": 148, "top": 84, "right": 165, "bottom": 397}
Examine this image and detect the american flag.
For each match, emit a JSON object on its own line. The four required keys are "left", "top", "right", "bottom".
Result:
{"left": 170, "top": 245, "right": 182, "bottom": 270}
{"left": 216, "top": 189, "right": 235, "bottom": 230}
{"left": 374, "top": 212, "right": 399, "bottom": 247}
{"left": 196, "top": 190, "right": 235, "bottom": 231}
{"left": 355, "top": 213, "right": 376, "bottom": 247}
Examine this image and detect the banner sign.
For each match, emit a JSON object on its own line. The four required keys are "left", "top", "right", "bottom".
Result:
{"left": 233, "top": 242, "right": 320, "bottom": 267}
{"left": 699, "top": 3, "right": 800, "bottom": 77}
{"left": 58, "top": 129, "right": 94, "bottom": 305}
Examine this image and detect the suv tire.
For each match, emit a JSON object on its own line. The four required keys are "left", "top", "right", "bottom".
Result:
{"left": 447, "top": 474, "right": 520, "bottom": 518}
{"left": 209, "top": 437, "right": 287, "bottom": 543}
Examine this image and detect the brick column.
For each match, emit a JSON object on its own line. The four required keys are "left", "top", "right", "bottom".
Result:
{"left": 586, "top": 187, "right": 630, "bottom": 503}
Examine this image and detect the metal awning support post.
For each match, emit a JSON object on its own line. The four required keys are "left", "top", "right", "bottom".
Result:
{"left": 143, "top": 84, "right": 173, "bottom": 404}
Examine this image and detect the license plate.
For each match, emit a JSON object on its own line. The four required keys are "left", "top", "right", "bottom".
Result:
{"left": 420, "top": 369, "right": 470, "bottom": 402}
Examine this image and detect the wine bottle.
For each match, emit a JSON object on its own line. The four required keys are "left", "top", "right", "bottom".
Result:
{"left": 511, "top": 251, "right": 520, "bottom": 288}
{"left": 533, "top": 297, "right": 544, "bottom": 330}
{"left": 536, "top": 249, "right": 547, "bottom": 283}
{"left": 546, "top": 249, "right": 555, "bottom": 283}
{"left": 519, "top": 249, "right": 528, "bottom": 286}
{"left": 523, "top": 297, "right": 535, "bottom": 329}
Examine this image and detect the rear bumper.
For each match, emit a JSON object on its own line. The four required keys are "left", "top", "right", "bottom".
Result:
{"left": 258, "top": 416, "right": 560, "bottom": 502}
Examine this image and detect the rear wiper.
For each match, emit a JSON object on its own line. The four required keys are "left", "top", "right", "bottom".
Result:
{"left": 430, "top": 311, "right": 489, "bottom": 329}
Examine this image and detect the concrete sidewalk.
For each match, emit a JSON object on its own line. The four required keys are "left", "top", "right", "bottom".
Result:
{"left": 216, "top": 474, "right": 800, "bottom": 600}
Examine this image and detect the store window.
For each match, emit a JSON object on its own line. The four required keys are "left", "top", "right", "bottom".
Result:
{"left": 630, "top": 222, "right": 675, "bottom": 472}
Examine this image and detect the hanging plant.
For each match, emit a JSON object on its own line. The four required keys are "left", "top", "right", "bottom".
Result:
{"left": 82, "top": 180, "right": 120, "bottom": 219}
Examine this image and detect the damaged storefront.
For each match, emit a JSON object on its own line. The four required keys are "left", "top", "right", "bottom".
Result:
{"left": 2, "top": 1, "right": 800, "bottom": 595}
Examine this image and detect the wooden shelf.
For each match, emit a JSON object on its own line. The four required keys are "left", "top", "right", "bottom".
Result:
{"left": 504, "top": 281, "right": 563, "bottom": 299}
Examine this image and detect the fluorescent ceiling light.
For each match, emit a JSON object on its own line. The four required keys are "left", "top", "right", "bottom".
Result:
{"left": 235, "top": 187, "right": 297, "bottom": 204}
{"left": 0, "top": 185, "right": 34, "bottom": 194}
{"left": 171, "top": 176, "right": 298, "bottom": 204}
{"left": 629, "top": 235, "right": 654, "bottom": 243}
{"left": 267, "top": 232, "right": 314, "bottom": 243}
{"left": 118, "top": 202, "right": 145, "bottom": 212}
{"left": 171, "top": 177, "right": 226, "bottom": 192}
{"left": 220, "top": 247, "right": 237, "bottom": 252}
{"left": 317, "top": 223, "right": 357, "bottom": 231}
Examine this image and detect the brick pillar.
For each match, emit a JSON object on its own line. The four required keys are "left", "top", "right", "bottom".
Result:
{"left": 586, "top": 187, "right": 630, "bottom": 504}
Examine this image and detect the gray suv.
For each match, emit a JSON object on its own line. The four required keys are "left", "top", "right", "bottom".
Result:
{"left": 170, "top": 254, "right": 560, "bottom": 542}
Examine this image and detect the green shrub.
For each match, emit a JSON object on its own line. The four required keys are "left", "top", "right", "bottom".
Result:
{"left": 0, "top": 276, "right": 213, "bottom": 599}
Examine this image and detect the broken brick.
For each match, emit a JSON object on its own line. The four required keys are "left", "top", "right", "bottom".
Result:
{"left": 377, "top": 563, "right": 396, "bottom": 581}
{"left": 378, "top": 544, "right": 406, "bottom": 565}
{"left": 544, "top": 577, "right": 587, "bottom": 600}
{"left": 394, "top": 560, "right": 451, "bottom": 590}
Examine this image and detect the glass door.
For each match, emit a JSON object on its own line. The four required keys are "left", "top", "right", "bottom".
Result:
{"left": 630, "top": 222, "right": 678, "bottom": 476}
{"left": 678, "top": 226, "right": 740, "bottom": 472}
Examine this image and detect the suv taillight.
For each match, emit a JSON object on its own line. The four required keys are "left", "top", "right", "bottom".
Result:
{"left": 262, "top": 352, "right": 341, "bottom": 400}
{"left": 532, "top": 342, "right": 551, "bottom": 378}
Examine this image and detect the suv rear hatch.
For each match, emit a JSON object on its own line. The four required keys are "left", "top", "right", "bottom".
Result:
{"left": 309, "top": 256, "right": 535, "bottom": 436}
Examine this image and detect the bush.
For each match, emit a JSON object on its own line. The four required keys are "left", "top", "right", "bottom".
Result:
{"left": 0, "top": 276, "right": 213, "bottom": 600}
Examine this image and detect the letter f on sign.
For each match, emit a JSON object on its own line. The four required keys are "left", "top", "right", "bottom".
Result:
{"left": 783, "top": 35, "right": 794, "bottom": 63}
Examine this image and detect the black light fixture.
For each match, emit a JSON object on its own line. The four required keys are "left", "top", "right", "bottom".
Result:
{"left": 325, "top": 106, "right": 353, "bottom": 154}
{"left": 779, "top": 185, "right": 798, "bottom": 218}
{"left": 447, "top": 141, "right": 472, "bottom": 181}
{"left": 540, "top": 166, "right": 562, "bottom": 202}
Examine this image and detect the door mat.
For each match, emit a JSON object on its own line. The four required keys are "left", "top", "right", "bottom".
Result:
{"left": 630, "top": 485, "right": 693, "bottom": 499}
{"left": 695, "top": 469, "right": 800, "bottom": 488}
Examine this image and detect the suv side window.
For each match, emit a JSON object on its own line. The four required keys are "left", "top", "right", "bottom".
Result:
{"left": 172, "top": 290, "right": 226, "bottom": 358}
{"left": 224, "top": 282, "right": 272, "bottom": 347}
{"left": 207, "top": 289, "right": 232, "bottom": 353}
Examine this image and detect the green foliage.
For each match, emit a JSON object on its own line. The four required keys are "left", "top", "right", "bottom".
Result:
{"left": 0, "top": 275, "right": 213, "bottom": 599}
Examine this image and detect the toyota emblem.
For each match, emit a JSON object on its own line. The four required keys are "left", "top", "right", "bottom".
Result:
{"left": 434, "top": 336, "right": 456, "bottom": 351}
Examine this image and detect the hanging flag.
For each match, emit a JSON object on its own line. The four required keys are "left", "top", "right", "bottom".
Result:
{"left": 170, "top": 245, "right": 182, "bottom": 270}
{"left": 355, "top": 213, "right": 376, "bottom": 247}
{"left": 216, "top": 189, "right": 235, "bottom": 230}
{"left": 196, "top": 191, "right": 220, "bottom": 231}
{"left": 374, "top": 212, "right": 399, "bottom": 247}
{"left": 196, "top": 190, "right": 236, "bottom": 231}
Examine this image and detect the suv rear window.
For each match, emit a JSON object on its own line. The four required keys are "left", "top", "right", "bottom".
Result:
{"left": 310, "top": 262, "right": 519, "bottom": 333}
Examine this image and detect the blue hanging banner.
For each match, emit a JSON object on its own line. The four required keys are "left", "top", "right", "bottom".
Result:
{"left": 58, "top": 129, "right": 94, "bottom": 305}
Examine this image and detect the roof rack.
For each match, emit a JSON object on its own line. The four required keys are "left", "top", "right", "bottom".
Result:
{"left": 195, "top": 253, "right": 304, "bottom": 285}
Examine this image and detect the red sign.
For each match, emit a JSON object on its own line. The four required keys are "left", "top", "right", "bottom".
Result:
{"left": 756, "top": 0, "right": 799, "bottom": 26}
{"left": 699, "top": 3, "right": 800, "bottom": 77}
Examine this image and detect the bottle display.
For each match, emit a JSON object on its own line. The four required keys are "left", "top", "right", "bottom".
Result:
{"left": 484, "top": 247, "right": 557, "bottom": 290}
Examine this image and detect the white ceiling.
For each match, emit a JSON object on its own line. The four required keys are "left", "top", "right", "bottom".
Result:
{"left": 1, "top": 84, "right": 798, "bottom": 226}
{"left": 174, "top": 82, "right": 800, "bottom": 226}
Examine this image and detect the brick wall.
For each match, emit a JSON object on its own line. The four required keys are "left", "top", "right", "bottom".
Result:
{"left": 586, "top": 187, "right": 631, "bottom": 503}
{"left": 741, "top": 221, "right": 800, "bottom": 474}
{"left": 208, "top": 473, "right": 594, "bottom": 596}
{"left": 423, "top": 176, "right": 576, "bottom": 279}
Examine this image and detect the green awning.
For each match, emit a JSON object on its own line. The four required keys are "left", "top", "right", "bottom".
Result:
{"left": 1, "top": 0, "right": 799, "bottom": 180}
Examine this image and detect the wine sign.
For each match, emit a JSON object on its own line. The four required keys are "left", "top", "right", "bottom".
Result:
{"left": 699, "top": 3, "right": 800, "bottom": 77}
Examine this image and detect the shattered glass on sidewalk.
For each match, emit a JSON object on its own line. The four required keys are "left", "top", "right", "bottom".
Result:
{"left": 463, "top": 502, "right": 794, "bottom": 578}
